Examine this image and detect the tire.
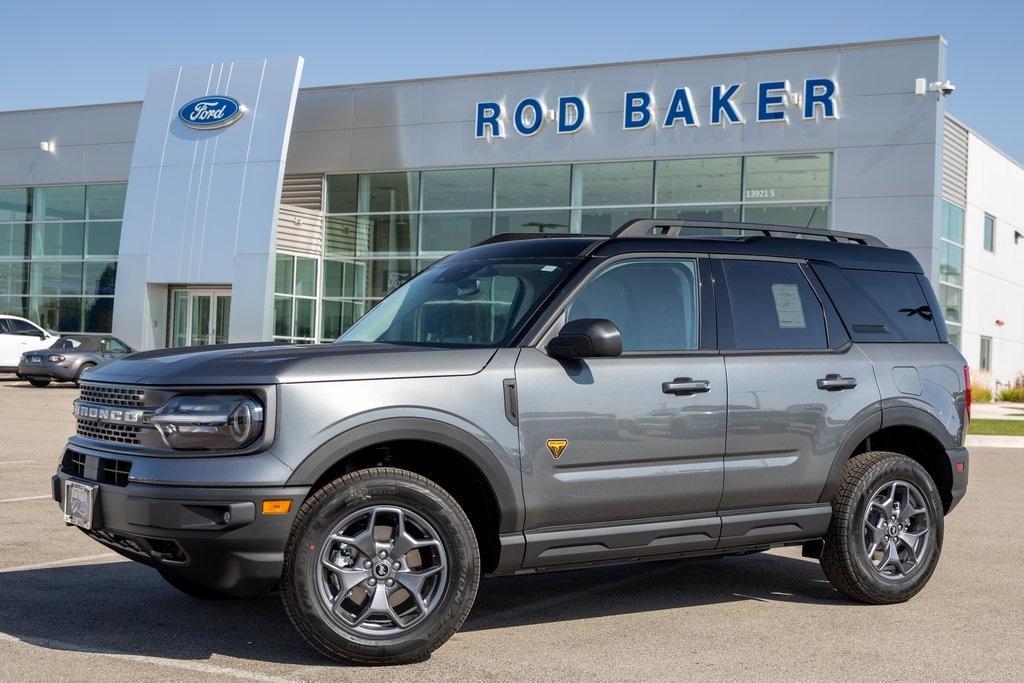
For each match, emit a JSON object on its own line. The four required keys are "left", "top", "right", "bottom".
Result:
{"left": 158, "top": 569, "right": 240, "bottom": 600}
{"left": 820, "top": 451, "right": 944, "bottom": 604}
{"left": 282, "top": 467, "right": 480, "bottom": 665}
{"left": 27, "top": 378, "right": 51, "bottom": 388}
{"left": 74, "top": 363, "right": 96, "bottom": 385}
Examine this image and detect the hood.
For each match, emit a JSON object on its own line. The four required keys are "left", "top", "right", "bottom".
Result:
{"left": 85, "top": 342, "right": 498, "bottom": 385}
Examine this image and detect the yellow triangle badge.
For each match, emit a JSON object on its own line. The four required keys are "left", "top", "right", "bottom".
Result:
{"left": 546, "top": 439, "right": 568, "bottom": 459}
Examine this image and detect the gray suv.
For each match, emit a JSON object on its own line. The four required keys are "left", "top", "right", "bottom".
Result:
{"left": 52, "top": 219, "right": 969, "bottom": 665}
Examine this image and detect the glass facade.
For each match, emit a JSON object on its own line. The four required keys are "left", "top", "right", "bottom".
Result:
{"left": 939, "top": 201, "right": 965, "bottom": 348}
{"left": 0, "top": 184, "right": 125, "bottom": 332}
{"left": 274, "top": 253, "right": 319, "bottom": 343}
{"left": 304, "top": 153, "right": 833, "bottom": 340}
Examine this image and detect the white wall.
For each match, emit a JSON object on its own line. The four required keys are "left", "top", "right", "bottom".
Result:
{"left": 961, "top": 133, "right": 1024, "bottom": 388}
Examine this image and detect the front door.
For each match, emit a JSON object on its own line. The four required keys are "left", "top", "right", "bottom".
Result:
{"left": 516, "top": 256, "right": 726, "bottom": 567}
{"left": 170, "top": 289, "right": 231, "bottom": 347}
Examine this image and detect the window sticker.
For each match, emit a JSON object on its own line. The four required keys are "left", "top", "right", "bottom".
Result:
{"left": 771, "top": 283, "right": 806, "bottom": 329}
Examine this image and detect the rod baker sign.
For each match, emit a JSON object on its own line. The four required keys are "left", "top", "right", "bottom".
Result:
{"left": 474, "top": 78, "right": 837, "bottom": 138}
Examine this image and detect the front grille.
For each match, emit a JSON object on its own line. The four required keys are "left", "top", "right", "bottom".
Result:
{"left": 77, "top": 418, "right": 141, "bottom": 445}
{"left": 63, "top": 451, "right": 87, "bottom": 478}
{"left": 79, "top": 382, "right": 146, "bottom": 407}
{"left": 98, "top": 457, "right": 131, "bottom": 486}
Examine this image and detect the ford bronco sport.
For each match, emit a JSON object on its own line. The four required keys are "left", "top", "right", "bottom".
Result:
{"left": 53, "top": 219, "right": 969, "bottom": 665}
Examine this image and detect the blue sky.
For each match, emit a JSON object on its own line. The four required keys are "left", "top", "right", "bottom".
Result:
{"left": 3, "top": 0, "right": 1022, "bottom": 159}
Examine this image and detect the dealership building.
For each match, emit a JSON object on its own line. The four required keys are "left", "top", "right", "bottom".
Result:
{"left": 0, "top": 35, "right": 1022, "bottom": 385}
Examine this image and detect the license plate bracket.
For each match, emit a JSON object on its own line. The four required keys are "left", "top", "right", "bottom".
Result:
{"left": 63, "top": 479, "right": 99, "bottom": 529}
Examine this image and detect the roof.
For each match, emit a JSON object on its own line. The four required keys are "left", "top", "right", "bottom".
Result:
{"left": 451, "top": 221, "right": 923, "bottom": 273}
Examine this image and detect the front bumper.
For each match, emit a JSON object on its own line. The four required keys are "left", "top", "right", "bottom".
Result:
{"left": 19, "top": 360, "right": 76, "bottom": 381}
{"left": 946, "top": 446, "right": 969, "bottom": 512}
{"left": 53, "top": 456, "right": 309, "bottom": 597}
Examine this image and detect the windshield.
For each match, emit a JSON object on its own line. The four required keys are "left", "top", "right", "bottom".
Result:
{"left": 338, "top": 258, "right": 578, "bottom": 347}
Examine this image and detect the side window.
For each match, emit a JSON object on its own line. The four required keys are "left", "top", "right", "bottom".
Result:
{"left": 566, "top": 258, "right": 699, "bottom": 351}
{"left": 10, "top": 319, "right": 41, "bottom": 336}
{"left": 721, "top": 259, "right": 827, "bottom": 350}
{"left": 103, "top": 338, "right": 130, "bottom": 353}
{"left": 0, "top": 319, "right": 11, "bottom": 334}
{"left": 812, "top": 264, "right": 940, "bottom": 343}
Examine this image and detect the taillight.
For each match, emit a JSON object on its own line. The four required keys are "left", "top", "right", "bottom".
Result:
{"left": 46, "top": 354, "right": 65, "bottom": 362}
{"left": 963, "top": 365, "right": 971, "bottom": 421}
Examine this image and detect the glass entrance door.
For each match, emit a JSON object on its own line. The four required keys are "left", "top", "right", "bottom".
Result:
{"left": 170, "top": 288, "right": 231, "bottom": 347}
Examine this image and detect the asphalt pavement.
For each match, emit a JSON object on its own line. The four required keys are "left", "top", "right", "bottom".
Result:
{"left": 0, "top": 377, "right": 1021, "bottom": 680}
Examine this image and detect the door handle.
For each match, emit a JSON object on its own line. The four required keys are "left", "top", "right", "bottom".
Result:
{"left": 817, "top": 374, "right": 857, "bottom": 391}
{"left": 662, "top": 377, "right": 711, "bottom": 395}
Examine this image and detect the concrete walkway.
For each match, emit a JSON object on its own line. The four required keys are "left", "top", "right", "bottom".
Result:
{"left": 972, "top": 402, "right": 1024, "bottom": 420}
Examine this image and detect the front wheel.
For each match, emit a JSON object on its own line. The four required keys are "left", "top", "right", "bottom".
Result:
{"left": 282, "top": 467, "right": 480, "bottom": 665}
{"left": 820, "top": 451, "right": 944, "bottom": 604}
{"left": 27, "top": 378, "right": 50, "bottom": 387}
{"left": 74, "top": 363, "right": 96, "bottom": 385}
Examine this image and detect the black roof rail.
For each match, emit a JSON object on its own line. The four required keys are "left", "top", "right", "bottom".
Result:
{"left": 474, "top": 232, "right": 605, "bottom": 246}
{"left": 611, "top": 219, "right": 887, "bottom": 247}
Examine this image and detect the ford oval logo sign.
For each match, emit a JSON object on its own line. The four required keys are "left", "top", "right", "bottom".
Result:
{"left": 177, "top": 96, "right": 245, "bottom": 130}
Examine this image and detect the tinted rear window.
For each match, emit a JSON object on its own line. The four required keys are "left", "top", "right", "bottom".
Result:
{"left": 812, "top": 263, "right": 940, "bottom": 343}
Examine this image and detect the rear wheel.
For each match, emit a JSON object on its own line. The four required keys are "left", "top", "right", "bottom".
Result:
{"left": 27, "top": 378, "right": 50, "bottom": 388}
{"left": 74, "top": 363, "right": 96, "bottom": 385}
{"left": 820, "top": 451, "right": 944, "bottom": 604}
{"left": 282, "top": 467, "right": 479, "bottom": 665}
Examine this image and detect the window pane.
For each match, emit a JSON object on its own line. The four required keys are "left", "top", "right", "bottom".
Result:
{"left": 368, "top": 259, "right": 422, "bottom": 298}
{"left": 743, "top": 204, "right": 829, "bottom": 229}
{"left": 983, "top": 214, "right": 995, "bottom": 252}
{"left": 274, "top": 254, "right": 294, "bottom": 294}
{"left": 939, "top": 242, "right": 963, "bottom": 287}
{"left": 84, "top": 262, "right": 117, "bottom": 295}
{"left": 0, "top": 224, "right": 29, "bottom": 259}
{"left": 86, "top": 222, "right": 121, "bottom": 256}
{"left": 420, "top": 212, "right": 492, "bottom": 252}
{"left": 87, "top": 184, "right": 127, "bottom": 219}
{"left": 34, "top": 186, "right": 85, "bottom": 220}
{"left": 577, "top": 161, "right": 654, "bottom": 206}
{"left": 656, "top": 157, "right": 741, "bottom": 204}
{"left": 31, "top": 262, "right": 83, "bottom": 295}
{"left": 939, "top": 284, "right": 961, "bottom": 324}
{"left": 0, "top": 296, "right": 29, "bottom": 318}
{"left": 82, "top": 297, "right": 113, "bottom": 333}
{"left": 0, "top": 188, "right": 30, "bottom": 222}
{"left": 743, "top": 153, "right": 831, "bottom": 201}
{"left": 494, "top": 210, "right": 570, "bottom": 234}
{"left": 273, "top": 296, "right": 293, "bottom": 336}
{"left": 947, "top": 326, "right": 961, "bottom": 349}
{"left": 326, "top": 175, "right": 357, "bottom": 213}
{"left": 325, "top": 215, "right": 417, "bottom": 257}
{"left": 295, "top": 256, "right": 318, "bottom": 297}
{"left": 575, "top": 207, "right": 652, "bottom": 235}
{"left": 567, "top": 259, "right": 699, "bottom": 351}
{"left": 31, "top": 297, "right": 82, "bottom": 332}
{"left": 361, "top": 172, "right": 419, "bottom": 213}
{"left": 294, "top": 298, "right": 315, "bottom": 338}
{"left": 941, "top": 201, "right": 964, "bottom": 244}
{"left": 0, "top": 263, "right": 28, "bottom": 295}
{"left": 495, "top": 165, "right": 571, "bottom": 208}
{"left": 421, "top": 169, "right": 492, "bottom": 210}
{"left": 722, "top": 260, "right": 827, "bottom": 350}
{"left": 321, "top": 299, "right": 366, "bottom": 339}
{"left": 979, "top": 337, "right": 992, "bottom": 372}
{"left": 323, "top": 259, "right": 367, "bottom": 299}
{"left": 32, "top": 223, "right": 85, "bottom": 257}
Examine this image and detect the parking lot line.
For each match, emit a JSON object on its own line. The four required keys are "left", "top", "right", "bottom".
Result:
{"left": 0, "top": 632, "right": 292, "bottom": 682}
{"left": 0, "top": 460, "right": 33, "bottom": 465}
{"left": 0, "top": 495, "right": 49, "bottom": 503}
{"left": 0, "top": 553, "right": 120, "bottom": 574}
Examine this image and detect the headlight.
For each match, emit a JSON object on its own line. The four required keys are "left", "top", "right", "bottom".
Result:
{"left": 152, "top": 395, "right": 264, "bottom": 450}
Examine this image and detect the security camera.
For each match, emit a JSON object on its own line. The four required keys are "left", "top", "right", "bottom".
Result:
{"left": 929, "top": 80, "right": 956, "bottom": 96}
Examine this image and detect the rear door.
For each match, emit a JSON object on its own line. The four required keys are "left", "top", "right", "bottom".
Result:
{"left": 0, "top": 319, "right": 18, "bottom": 366}
{"left": 516, "top": 255, "right": 726, "bottom": 566}
{"left": 713, "top": 257, "right": 880, "bottom": 527}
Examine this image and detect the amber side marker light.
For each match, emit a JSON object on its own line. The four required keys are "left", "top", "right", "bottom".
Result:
{"left": 262, "top": 499, "right": 293, "bottom": 515}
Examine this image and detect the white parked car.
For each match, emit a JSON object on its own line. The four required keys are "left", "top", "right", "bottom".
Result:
{"left": 0, "top": 315, "right": 59, "bottom": 373}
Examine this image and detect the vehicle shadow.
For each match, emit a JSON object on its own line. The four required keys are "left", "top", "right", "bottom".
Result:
{"left": 0, "top": 552, "right": 843, "bottom": 667}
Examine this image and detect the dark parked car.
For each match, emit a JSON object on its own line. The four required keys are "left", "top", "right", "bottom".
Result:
{"left": 19, "top": 335, "right": 133, "bottom": 387}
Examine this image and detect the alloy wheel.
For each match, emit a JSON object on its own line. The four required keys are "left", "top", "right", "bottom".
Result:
{"left": 861, "top": 479, "right": 931, "bottom": 581}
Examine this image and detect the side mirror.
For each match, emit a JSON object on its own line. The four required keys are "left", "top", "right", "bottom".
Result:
{"left": 546, "top": 318, "right": 622, "bottom": 360}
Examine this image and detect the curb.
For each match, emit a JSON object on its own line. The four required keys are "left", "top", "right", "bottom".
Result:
{"left": 966, "top": 435, "right": 1024, "bottom": 449}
